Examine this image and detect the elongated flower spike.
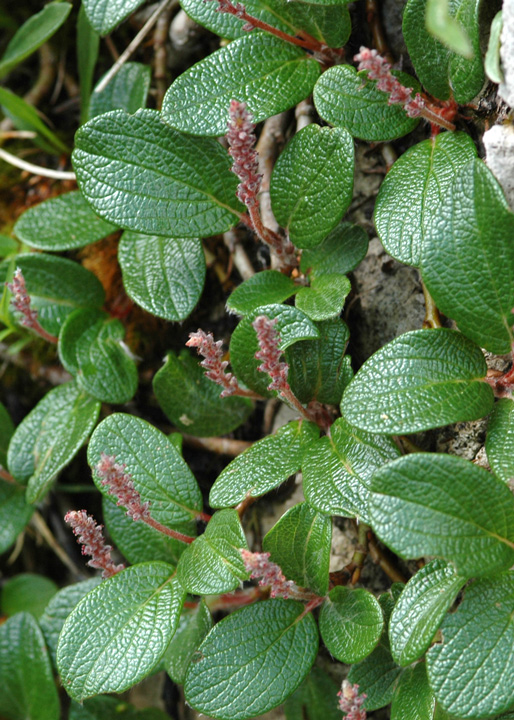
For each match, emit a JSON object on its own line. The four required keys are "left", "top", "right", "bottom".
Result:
{"left": 252, "top": 315, "right": 289, "bottom": 394}
{"left": 338, "top": 680, "right": 367, "bottom": 720}
{"left": 6, "top": 268, "right": 58, "bottom": 344}
{"left": 186, "top": 329, "right": 239, "bottom": 397}
{"left": 65, "top": 509, "right": 125, "bottom": 579}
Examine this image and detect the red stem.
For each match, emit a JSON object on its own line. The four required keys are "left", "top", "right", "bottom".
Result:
{"left": 144, "top": 516, "right": 195, "bottom": 544}
{"left": 26, "top": 320, "right": 58, "bottom": 344}
{"left": 0, "top": 467, "right": 16, "bottom": 484}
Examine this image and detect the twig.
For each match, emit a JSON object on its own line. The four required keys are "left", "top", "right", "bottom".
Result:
{"left": 349, "top": 522, "right": 370, "bottom": 585}
{"left": 0, "top": 148, "right": 76, "bottom": 180}
{"left": 236, "top": 493, "right": 257, "bottom": 518}
{"left": 180, "top": 433, "right": 254, "bottom": 456}
{"left": 368, "top": 534, "right": 406, "bottom": 583}
{"left": 223, "top": 230, "right": 255, "bottom": 280}
{"left": 153, "top": 4, "right": 174, "bottom": 110}
{"left": 0, "top": 467, "right": 16, "bottom": 483}
{"left": 0, "top": 131, "right": 37, "bottom": 140}
{"left": 32, "top": 510, "right": 85, "bottom": 578}
{"left": 421, "top": 278, "right": 442, "bottom": 328}
{"left": 295, "top": 99, "right": 314, "bottom": 133}
{"left": 23, "top": 44, "right": 56, "bottom": 107}
{"left": 365, "top": 0, "right": 392, "bottom": 60}
{"left": 94, "top": 0, "right": 177, "bottom": 94}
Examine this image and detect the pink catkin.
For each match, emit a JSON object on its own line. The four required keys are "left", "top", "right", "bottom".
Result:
{"left": 7, "top": 268, "right": 39, "bottom": 329}
{"left": 354, "top": 46, "right": 425, "bottom": 118}
{"left": 96, "top": 453, "right": 151, "bottom": 522}
{"left": 252, "top": 315, "right": 289, "bottom": 394}
{"left": 186, "top": 329, "right": 239, "bottom": 397}
{"left": 227, "top": 100, "right": 262, "bottom": 208}
{"left": 338, "top": 680, "right": 367, "bottom": 720}
{"left": 65, "top": 510, "right": 125, "bottom": 579}
{"left": 240, "top": 549, "right": 295, "bottom": 599}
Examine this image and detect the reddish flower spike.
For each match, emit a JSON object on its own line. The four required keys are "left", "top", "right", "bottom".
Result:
{"left": 240, "top": 549, "right": 295, "bottom": 599}
{"left": 227, "top": 100, "right": 262, "bottom": 208}
{"left": 65, "top": 509, "right": 125, "bottom": 579}
{"left": 186, "top": 329, "right": 239, "bottom": 397}
{"left": 338, "top": 680, "right": 367, "bottom": 720}
{"left": 252, "top": 315, "right": 289, "bottom": 394}
{"left": 96, "top": 453, "right": 151, "bottom": 522}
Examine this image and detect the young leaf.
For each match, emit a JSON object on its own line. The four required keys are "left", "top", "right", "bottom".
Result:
{"left": 347, "top": 633, "right": 403, "bottom": 711}
{"left": 421, "top": 159, "right": 514, "bottom": 354}
{"left": 39, "top": 578, "right": 101, "bottom": 666}
{"left": 485, "top": 10, "right": 503, "bottom": 84}
{"left": 15, "top": 253, "right": 105, "bottom": 337}
{"left": 389, "top": 559, "right": 466, "bottom": 667}
{"left": 0, "top": 234, "right": 18, "bottom": 258}
{"left": 103, "top": 497, "right": 194, "bottom": 566}
{"left": 83, "top": 0, "right": 146, "bottom": 35}
{"left": 226, "top": 270, "right": 298, "bottom": 315}
{"left": 299, "top": 222, "right": 369, "bottom": 277}
{"left": 58, "top": 309, "right": 138, "bottom": 404}
{"left": 89, "top": 62, "right": 151, "bottom": 119}
{"left": 0, "top": 2, "right": 72, "bottom": 78}
{"left": 374, "top": 132, "right": 477, "bottom": 266}
{"left": 391, "top": 663, "right": 435, "bottom": 720}
{"left": 0, "top": 400, "right": 14, "bottom": 467}
{"left": 1, "top": 573, "right": 57, "bottom": 619}
{"left": 77, "top": 5, "right": 99, "bottom": 124}
{"left": 0, "top": 482, "right": 33, "bottom": 555}
{"left": 263, "top": 501, "right": 331, "bottom": 595}
{"left": 7, "top": 382, "right": 101, "bottom": 503}
{"left": 229, "top": 303, "right": 319, "bottom": 397}
{"left": 118, "top": 232, "right": 205, "bottom": 322}
{"left": 88, "top": 413, "right": 203, "bottom": 525}
{"left": 161, "top": 33, "right": 321, "bottom": 136}
{"left": 313, "top": 65, "right": 420, "bottom": 142}
{"left": 72, "top": 109, "right": 243, "bottom": 237}
{"left": 164, "top": 600, "right": 213, "bottom": 684}
{"left": 341, "top": 328, "right": 493, "bottom": 434}
{"left": 0, "top": 612, "right": 59, "bottom": 720}
{"left": 57, "top": 563, "right": 185, "bottom": 701}
{"left": 403, "top": 0, "right": 483, "bottom": 103}
{"left": 209, "top": 419, "right": 319, "bottom": 508}
{"left": 302, "top": 416, "right": 400, "bottom": 523}
{"left": 426, "top": 572, "right": 514, "bottom": 718}
{"left": 370, "top": 453, "right": 514, "bottom": 578}
{"left": 176, "top": 509, "right": 249, "bottom": 594}
{"left": 0, "top": 86, "right": 68, "bottom": 153}
{"left": 295, "top": 274, "right": 351, "bottom": 321}
{"left": 286, "top": 318, "right": 350, "bottom": 405}
{"left": 153, "top": 351, "right": 253, "bottom": 437}
{"left": 14, "top": 191, "right": 118, "bottom": 251}
{"left": 319, "top": 586, "right": 383, "bottom": 663}
{"left": 284, "top": 666, "right": 341, "bottom": 720}
{"left": 270, "top": 125, "right": 354, "bottom": 249}
{"left": 185, "top": 599, "right": 319, "bottom": 719}
{"left": 486, "top": 398, "right": 514, "bottom": 484}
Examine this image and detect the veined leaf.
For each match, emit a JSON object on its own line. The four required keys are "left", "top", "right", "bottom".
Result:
{"left": 226, "top": 270, "right": 298, "bottom": 315}
{"left": 347, "top": 633, "right": 403, "bottom": 711}
{"left": 89, "top": 62, "right": 151, "bottom": 119}
{"left": 0, "top": 481, "right": 33, "bottom": 555}
{"left": 284, "top": 666, "right": 341, "bottom": 720}
{"left": 486, "top": 398, "right": 514, "bottom": 484}
{"left": 299, "top": 222, "right": 369, "bottom": 277}
{"left": 370, "top": 453, "right": 514, "bottom": 578}
{"left": 295, "top": 274, "right": 351, "bottom": 321}
{"left": 83, "top": 0, "right": 146, "bottom": 35}
{"left": 165, "top": 600, "right": 213, "bottom": 685}
{"left": 162, "top": 33, "right": 320, "bottom": 136}
{"left": 391, "top": 664, "right": 435, "bottom": 720}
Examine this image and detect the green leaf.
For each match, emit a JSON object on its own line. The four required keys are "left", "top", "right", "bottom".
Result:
{"left": 426, "top": 0, "right": 473, "bottom": 57}
{"left": 0, "top": 400, "right": 14, "bottom": 467}
{"left": 69, "top": 696, "right": 137, "bottom": 720}
{"left": 72, "top": 109, "right": 243, "bottom": 236}
{"left": 341, "top": 328, "right": 493, "bottom": 434}
{"left": 161, "top": 33, "right": 321, "bottom": 136}
{"left": 39, "top": 579, "right": 101, "bottom": 666}
{"left": 77, "top": 5, "right": 100, "bottom": 124}
{"left": 0, "top": 612, "right": 59, "bottom": 720}
{"left": 57, "top": 563, "right": 185, "bottom": 701}
{"left": 226, "top": 270, "right": 298, "bottom": 315}
{"left": 421, "top": 159, "right": 514, "bottom": 354}
{"left": 1, "top": 573, "right": 57, "bottom": 619}
{"left": 403, "top": 0, "right": 483, "bottom": 102}
{"left": 485, "top": 10, "right": 503, "bottom": 84}
{"left": 0, "top": 233, "right": 18, "bottom": 258}
{"left": 347, "top": 633, "right": 403, "bottom": 711}
{"left": 295, "top": 274, "right": 351, "bottom": 321}
{"left": 263, "top": 501, "right": 331, "bottom": 595}
{"left": 299, "top": 222, "right": 369, "bottom": 277}
{"left": 103, "top": 497, "right": 193, "bottom": 566}
{"left": 426, "top": 572, "right": 514, "bottom": 718}
{"left": 209, "top": 419, "right": 319, "bottom": 508}
{"left": 153, "top": 350, "right": 253, "bottom": 436}
{"left": 319, "top": 586, "right": 383, "bottom": 663}
{"left": 303, "top": 416, "right": 400, "bottom": 522}
{"left": 165, "top": 600, "right": 213, "bottom": 684}
{"left": 284, "top": 666, "right": 341, "bottom": 720}
{"left": 374, "top": 132, "right": 477, "bottom": 267}
{"left": 391, "top": 663, "right": 435, "bottom": 720}
{"left": 0, "top": 481, "right": 33, "bottom": 554}
{"left": 89, "top": 62, "right": 151, "bottom": 119}
{"left": 7, "top": 382, "right": 101, "bottom": 503}
{"left": 14, "top": 191, "right": 118, "bottom": 251}
{"left": 389, "top": 559, "right": 466, "bottom": 667}
{"left": 370, "top": 453, "right": 514, "bottom": 578}
{"left": 230, "top": 303, "right": 320, "bottom": 397}
{"left": 58, "top": 309, "right": 138, "bottom": 404}
{"left": 486, "top": 398, "right": 514, "bottom": 484}
{"left": 88, "top": 413, "right": 203, "bottom": 525}
{"left": 177, "top": 509, "right": 248, "bottom": 594}
{"left": 14, "top": 253, "right": 105, "bottom": 337}
{"left": 0, "top": 86, "right": 68, "bottom": 153}
{"left": 83, "top": 0, "right": 146, "bottom": 35}
{"left": 313, "top": 65, "right": 420, "bottom": 142}
{"left": 185, "top": 599, "right": 319, "bottom": 719}
{"left": 0, "top": 2, "right": 72, "bottom": 78}
{"left": 286, "top": 318, "right": 350, "bottom": 405}
{"left": 118, "top": 232, "right": 205, "bottom": 321}
{"left": 270, "top": 125, "right": 354, "bottom": 249}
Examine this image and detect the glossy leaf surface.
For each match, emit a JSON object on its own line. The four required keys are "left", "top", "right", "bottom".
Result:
{"left": 226, "top": 270, "right": 297, "bottom": 315}
{"left": 0, "top": 482, "right": 33, "bottom": 554}
{"left": 165, "top": 600, "right": 213, "bottom": 684}
{"left": 391, "top": 663, "right": 435, "bottom": 720}
{"left": 284, "top": 666, "right": 341, "bottom": 720}
{"left": 299, "top": 223, "right": 368, "bottom": 277}
{"left": 348, "top": 633, "right": 403, "bottom": 711}
{"left": 185, "top": 599, "right": 319, "bottom": 719}
{"left": 342, "top": 329, "right": 493, "bottom": 434}
{"left": 486, "top": 398, "right": 514, "bottom": 483}
{"left": 89, "top": 62, "right": 151, "bottom": 119}
{"left": 295, "top": 274, "right": 351, "bottom": 321}
{"left": 370, "top": 453, "right": 514, "bottom": 578}
{"left": 83, "top": 0, "right": 146, "bottom": 35}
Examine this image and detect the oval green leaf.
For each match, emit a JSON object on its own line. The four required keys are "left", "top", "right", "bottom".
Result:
{"left": 226, "top": 270, "right": 298, "bottom": 315}
{"left": 88, "top": 62, "right": 151, "bottom": 119}
{"left": 391, "top": 663, "right": 435, "bottom": 720}
{"left": 486, "top": 398, "right": 514, "bottom": 484}
{"left": 0, "top": 482, "right": 33, "bottom": 555}
{"left": 164, "top": 600, "right": 213, "bottom": 685}
{"left": 83, "top": 0, "right": 146, "bottom": 35}
{"left": 299, "top": 222, "right": 369, "bottom": 277}
{"left": 295, "top": 274, "right": 351, "bottom": 321}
